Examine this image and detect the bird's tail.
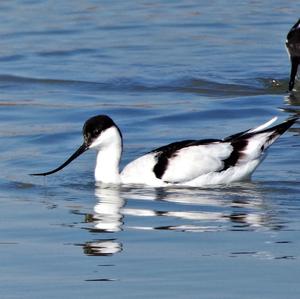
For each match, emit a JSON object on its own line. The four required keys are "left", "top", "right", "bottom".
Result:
{"left": 252, "top": 116, "right": 298, "bottom": 150}
{"left": 223, "top": 117, "right": 298, "bottom": 169}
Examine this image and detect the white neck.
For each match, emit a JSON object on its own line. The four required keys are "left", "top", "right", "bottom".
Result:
{"left": 91, "top": 127, "right": 122, "bottom": 184}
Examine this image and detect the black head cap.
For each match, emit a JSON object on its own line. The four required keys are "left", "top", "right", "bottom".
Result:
{"left": 30, "top": 115, "right": 122, "bottom": 177}
{"left": 83, "top": 115, "right": 122, "bottom": 146}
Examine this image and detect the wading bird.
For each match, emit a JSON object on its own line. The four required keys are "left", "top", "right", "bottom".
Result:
{"left": 31, "top": 115, "right": 297, "bottom": 187}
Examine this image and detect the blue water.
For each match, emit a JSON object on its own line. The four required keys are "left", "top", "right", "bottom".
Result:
{"left": 0, "top": 1, "right": 299, "bottom": 298}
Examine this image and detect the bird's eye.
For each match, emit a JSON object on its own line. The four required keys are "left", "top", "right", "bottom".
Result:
{"left": 93, "top": 129, "right": 100, "bottom": 136}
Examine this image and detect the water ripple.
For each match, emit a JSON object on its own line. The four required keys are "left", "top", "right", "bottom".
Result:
{"left": 0, "top": 74, "right": 288, "bottom": 97}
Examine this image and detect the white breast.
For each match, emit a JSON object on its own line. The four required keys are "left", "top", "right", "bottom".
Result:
{"left": 121, "top": 153, "right": 168, "bottom": 186}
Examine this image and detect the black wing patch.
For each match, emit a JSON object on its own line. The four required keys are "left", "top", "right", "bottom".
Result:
{"left": 220, "top": 117, "right": 298, "bottom": 171}
{"left": 151, "top": 139, "right": 221, "bottom": 179}
{"left": 220, "top": 139, "right": 248, "bottom": 171}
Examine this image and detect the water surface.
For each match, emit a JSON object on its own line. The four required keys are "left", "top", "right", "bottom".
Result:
{"left": 0, "top": 1, "right": 299, "bottom": 299}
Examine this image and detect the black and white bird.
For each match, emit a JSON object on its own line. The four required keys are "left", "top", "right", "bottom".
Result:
{"left": 286, "top": 18, "right": 300, "bottom": 91}
{"left": 31, "top": 115, "right": 297, "bottom": 187}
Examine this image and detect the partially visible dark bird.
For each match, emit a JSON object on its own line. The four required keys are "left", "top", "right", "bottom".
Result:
{"left": 286, "top": 19, "right": 300, "bottom": 91}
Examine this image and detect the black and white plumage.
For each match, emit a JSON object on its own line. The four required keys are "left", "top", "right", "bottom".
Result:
{"left": 286, "top": 18, "right": 300, "bottom": 91}
{"left": 31, "top": 115, "right": 298, "bottom": 187}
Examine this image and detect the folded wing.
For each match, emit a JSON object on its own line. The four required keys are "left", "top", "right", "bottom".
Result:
{"left": 152, "top": 117, "right": 297, "bottom": 184}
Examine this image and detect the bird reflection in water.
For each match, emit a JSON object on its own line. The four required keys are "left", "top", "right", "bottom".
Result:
{"left": 86, "top": 183, "right": 283, "bottom": 234}
{"left": 79, "top": 185, "right": 125, "bottom": 256}
{"left": 82, "top": 239, "right": 122, "bottom": 256}
{"left": 121, "top": 184, "right": 283, "bottom": 232}
{"left": 79, "top": 183, "right": 285, "bottom": 257}
{"left": 284, "top": 92, "right": 300, "bottom": 117}
{"left": 282, "top": 93, "right": 300, "bottom": 136}
{"left": 93, "top": 185, "right": 125, "bottom": 233}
